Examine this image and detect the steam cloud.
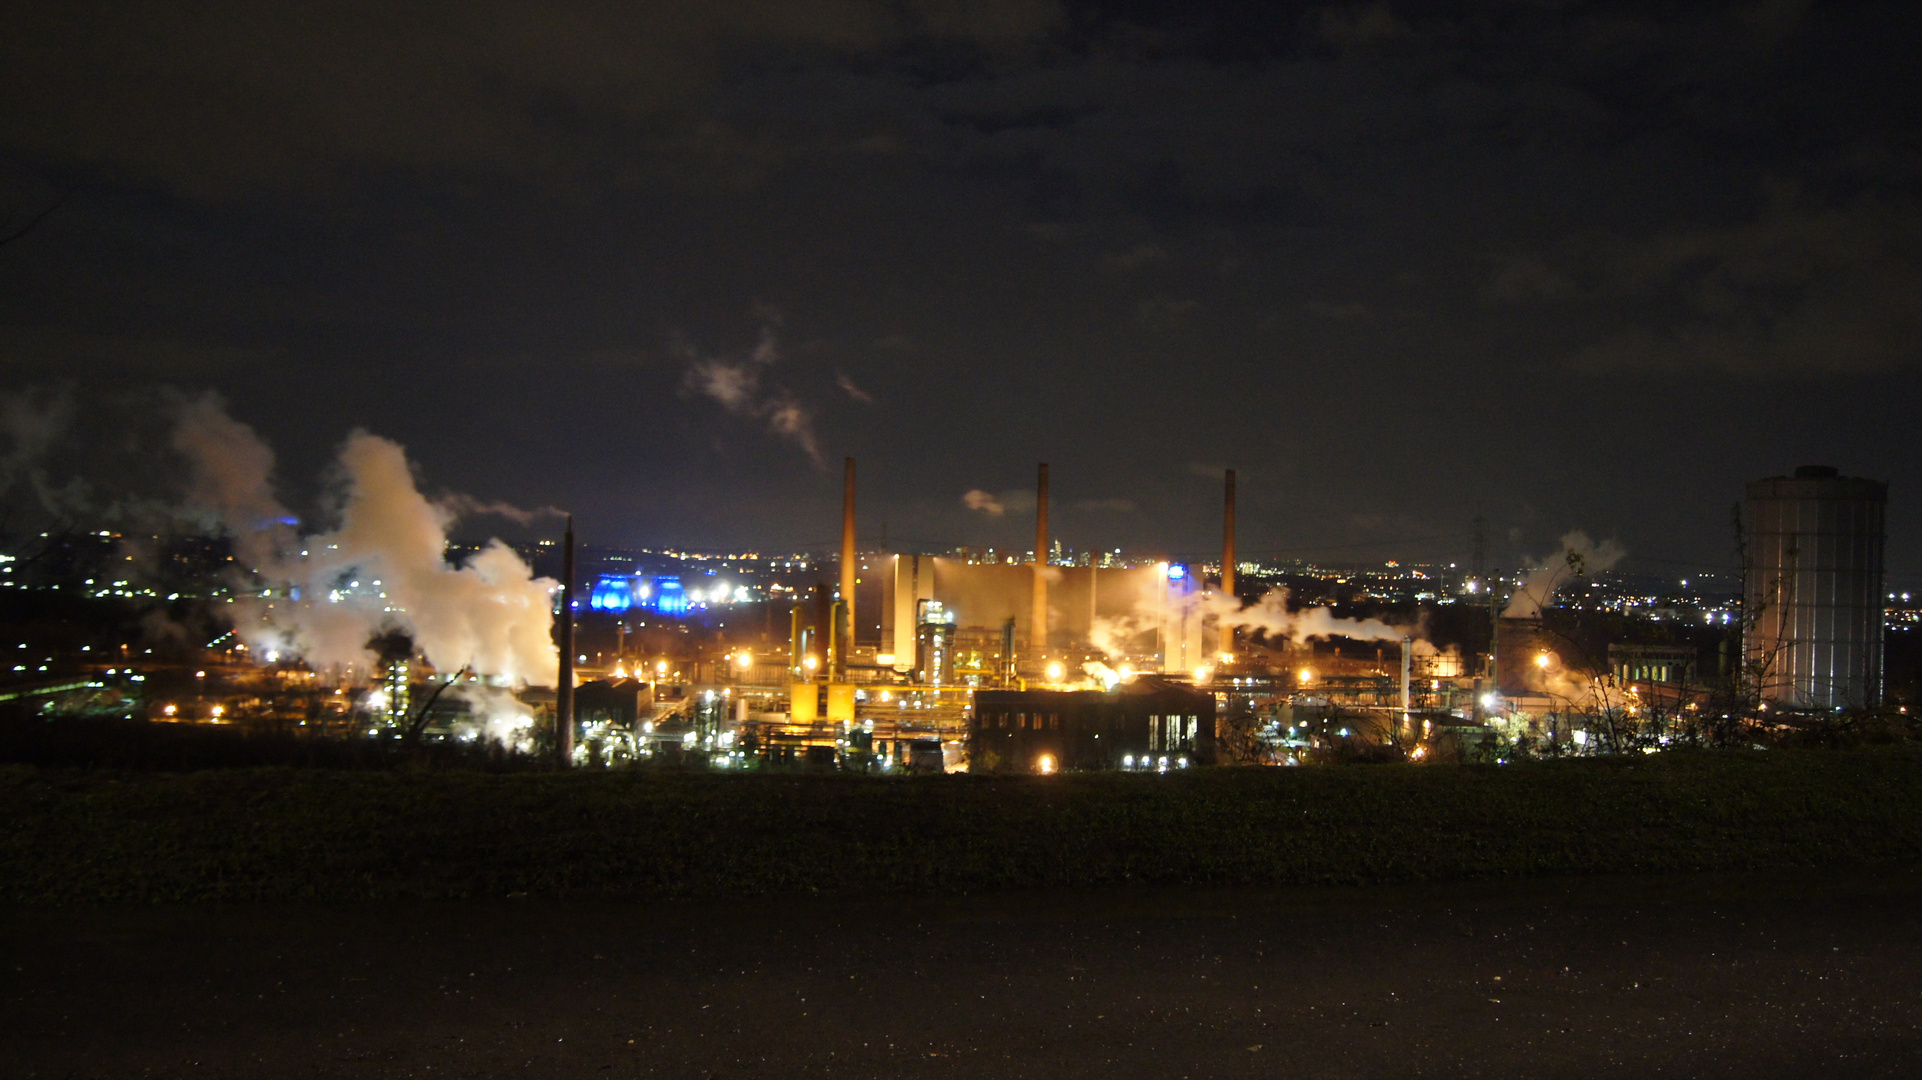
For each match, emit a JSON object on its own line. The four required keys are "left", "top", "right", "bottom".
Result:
{"left": 1502, "top": 530, "right": 1626, "bottom": 619}
{"left": 1091, "top": 584, "right": 1415, "bottom": 660}
{"left": 170, "top": 394, "right": 559, "bottom": 686}
{"left": 963, "top": 489, "right": 1005, "bottom": 516}
{"left": 835, "top": 372, "right": 874, "bottom": 403}
{"left": 679, "top": 328, "right": 825, "bottom": 467}
{"left": 0, "top": 385, "right": 88, "bottom": 522}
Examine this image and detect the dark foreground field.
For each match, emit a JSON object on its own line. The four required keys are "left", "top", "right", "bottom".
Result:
{"left": 6, "top": 869, "right": 1922, "bottom": 1078}
{"left": 8, "top": 752, "right": 1922, "bottom": 1077}
{"left": 7, "top": 748, "right": 1922, "bottom": 903}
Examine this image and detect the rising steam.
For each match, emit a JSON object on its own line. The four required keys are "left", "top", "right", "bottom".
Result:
{"left": 963, "top": 489, "right": 1006, "bottom": 516}
{"left": 171, "top": 394, "right": 558, "bottom": 686}
{"left": 678, "top": 327, "right": 825, "bottom": 467}
{"left": 1090, "top": 583, "right": 1415, "bottom": 660}
{"left": 1502, "top": 530, "right": 1625, "bottom": 619}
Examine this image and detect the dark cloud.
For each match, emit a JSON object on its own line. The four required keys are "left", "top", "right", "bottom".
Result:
{"left": 0, "top": 1, "right": 1062, "bottom": 198}
{"left": 0, "top": 1, "right": 1918, "bottom": 570}
{"left": 1494, "top": 196, "right": 1922, "bottom": 376}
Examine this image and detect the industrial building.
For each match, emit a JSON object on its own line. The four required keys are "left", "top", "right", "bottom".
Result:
{"left": 969, "top": 676, "right": 1216, "bottom": 773}
{"left": 1745, "top": 466, "right": 1887, "bottom": 711}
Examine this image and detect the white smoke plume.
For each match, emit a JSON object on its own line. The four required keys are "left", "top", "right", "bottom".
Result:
{"left": 433, "top": 493, "right": 566, "bottom": 528}
{"left": 963, "top": 489, "right": 1005, "bottom": 516}
{"left": 168, "top": 391, "right": 294, "bottom": 571}
{"left": 1206, "top": 587, "right": 1411, "bottom": 645}
{"left": 172, "top": 401, "right": 559, "bottom": 686}
{"left": 452, "top": 681, "right": 540, "bottom": 751}
{"left": 0, "top": 385, "right": 90, "bottom": 522}
{"left": 679, "top": 328, "right": 825, "bottom": 467}
{"left": 1503, "top": 530, "right": 1626, "bottom": 619}
{"left": 1090, "top": 584, "right": 1415, "bottom": 661}
{"left": 835, "top": 371, "right": 874, "bottom": 403}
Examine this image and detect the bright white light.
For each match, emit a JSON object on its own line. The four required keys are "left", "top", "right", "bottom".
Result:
{"left": 1046, "top": 661, "right": 1064, "bottom": 682}
{"left": 1123, "top": 754, "right": 1134, "bottom": 767}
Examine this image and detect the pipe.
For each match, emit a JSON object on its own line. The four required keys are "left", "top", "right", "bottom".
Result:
{"left": 840, "top": 457, "right": 856, "bottom": 676}
{"left": 1033, "top": 462, "right": 1049, "bottom": 659}
{"left": 557, "top": 515, "right": 575, "bottom": 768}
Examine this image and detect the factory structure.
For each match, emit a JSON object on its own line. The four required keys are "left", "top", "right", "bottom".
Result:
{"left": 532, "top": 459, "right": 1898, "bottom": 771}
{"left": 25, "top": 457, "right": 1891, "bottom": 771}
{"left": 1743, "top": 466, "right": 1887, "bottom": 711}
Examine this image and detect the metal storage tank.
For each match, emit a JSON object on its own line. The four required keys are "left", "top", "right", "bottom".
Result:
{"left": 1744, "top": 466, "right": 1887, "bottom": 710}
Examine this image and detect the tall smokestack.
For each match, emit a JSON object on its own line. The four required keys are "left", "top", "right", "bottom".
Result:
{"left": 840, "top": 456, "right": 856, "bottom": 676}
{"left": 1222, "top": 468, "right": 1237, "bottom": 598}
{"left": 1221, "top": 468, "right": 1237, "bottom": 659}
{"left": 1033, "top": 462, "right": 1049, "bottom": 658}
{"left": 556, "top": 515, "right": 575, "bottom": 768}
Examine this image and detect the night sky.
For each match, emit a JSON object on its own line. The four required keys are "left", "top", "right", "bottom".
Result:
{"left": 3, "top": 1, "right": 1919, "bottom": 576}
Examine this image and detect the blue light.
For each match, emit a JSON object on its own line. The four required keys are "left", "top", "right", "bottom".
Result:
{"left": 652, "top": 577, "right": 688, "bottom": 615}
{"left": 589, "top": 575, "right": 634, "bottom": 613}
{"left": 1166, "top": 564, "right": 1186, "bottom": 580}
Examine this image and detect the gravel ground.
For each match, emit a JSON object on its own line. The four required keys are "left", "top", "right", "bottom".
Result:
{"left": 6, "top": 868, "right": 1922, "bottom": 1078}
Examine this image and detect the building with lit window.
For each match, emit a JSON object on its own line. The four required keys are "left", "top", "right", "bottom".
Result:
{"left": 968, "top": 675, "right": 1215, "bottom": 773}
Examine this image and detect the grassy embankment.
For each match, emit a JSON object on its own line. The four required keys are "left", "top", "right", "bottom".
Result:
{"left": 6, "top": 748, "right": 1922, "bottom": 904}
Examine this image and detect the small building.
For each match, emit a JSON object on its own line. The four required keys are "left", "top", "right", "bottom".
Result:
{"left": 969, "top": 675, "right": 1215, "bottom": 774}
{"left": 1609, "top": 643, "right": 1698, "bottom": 687}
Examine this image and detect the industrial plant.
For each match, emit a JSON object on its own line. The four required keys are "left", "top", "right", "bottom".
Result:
{"left": 0, "top": 433, "right": 1902, "bottom": 775}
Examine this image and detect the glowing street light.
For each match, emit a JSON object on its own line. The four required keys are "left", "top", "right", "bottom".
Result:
{"left": 1045, "top": 661, "right": 1064, "bottom": 682}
